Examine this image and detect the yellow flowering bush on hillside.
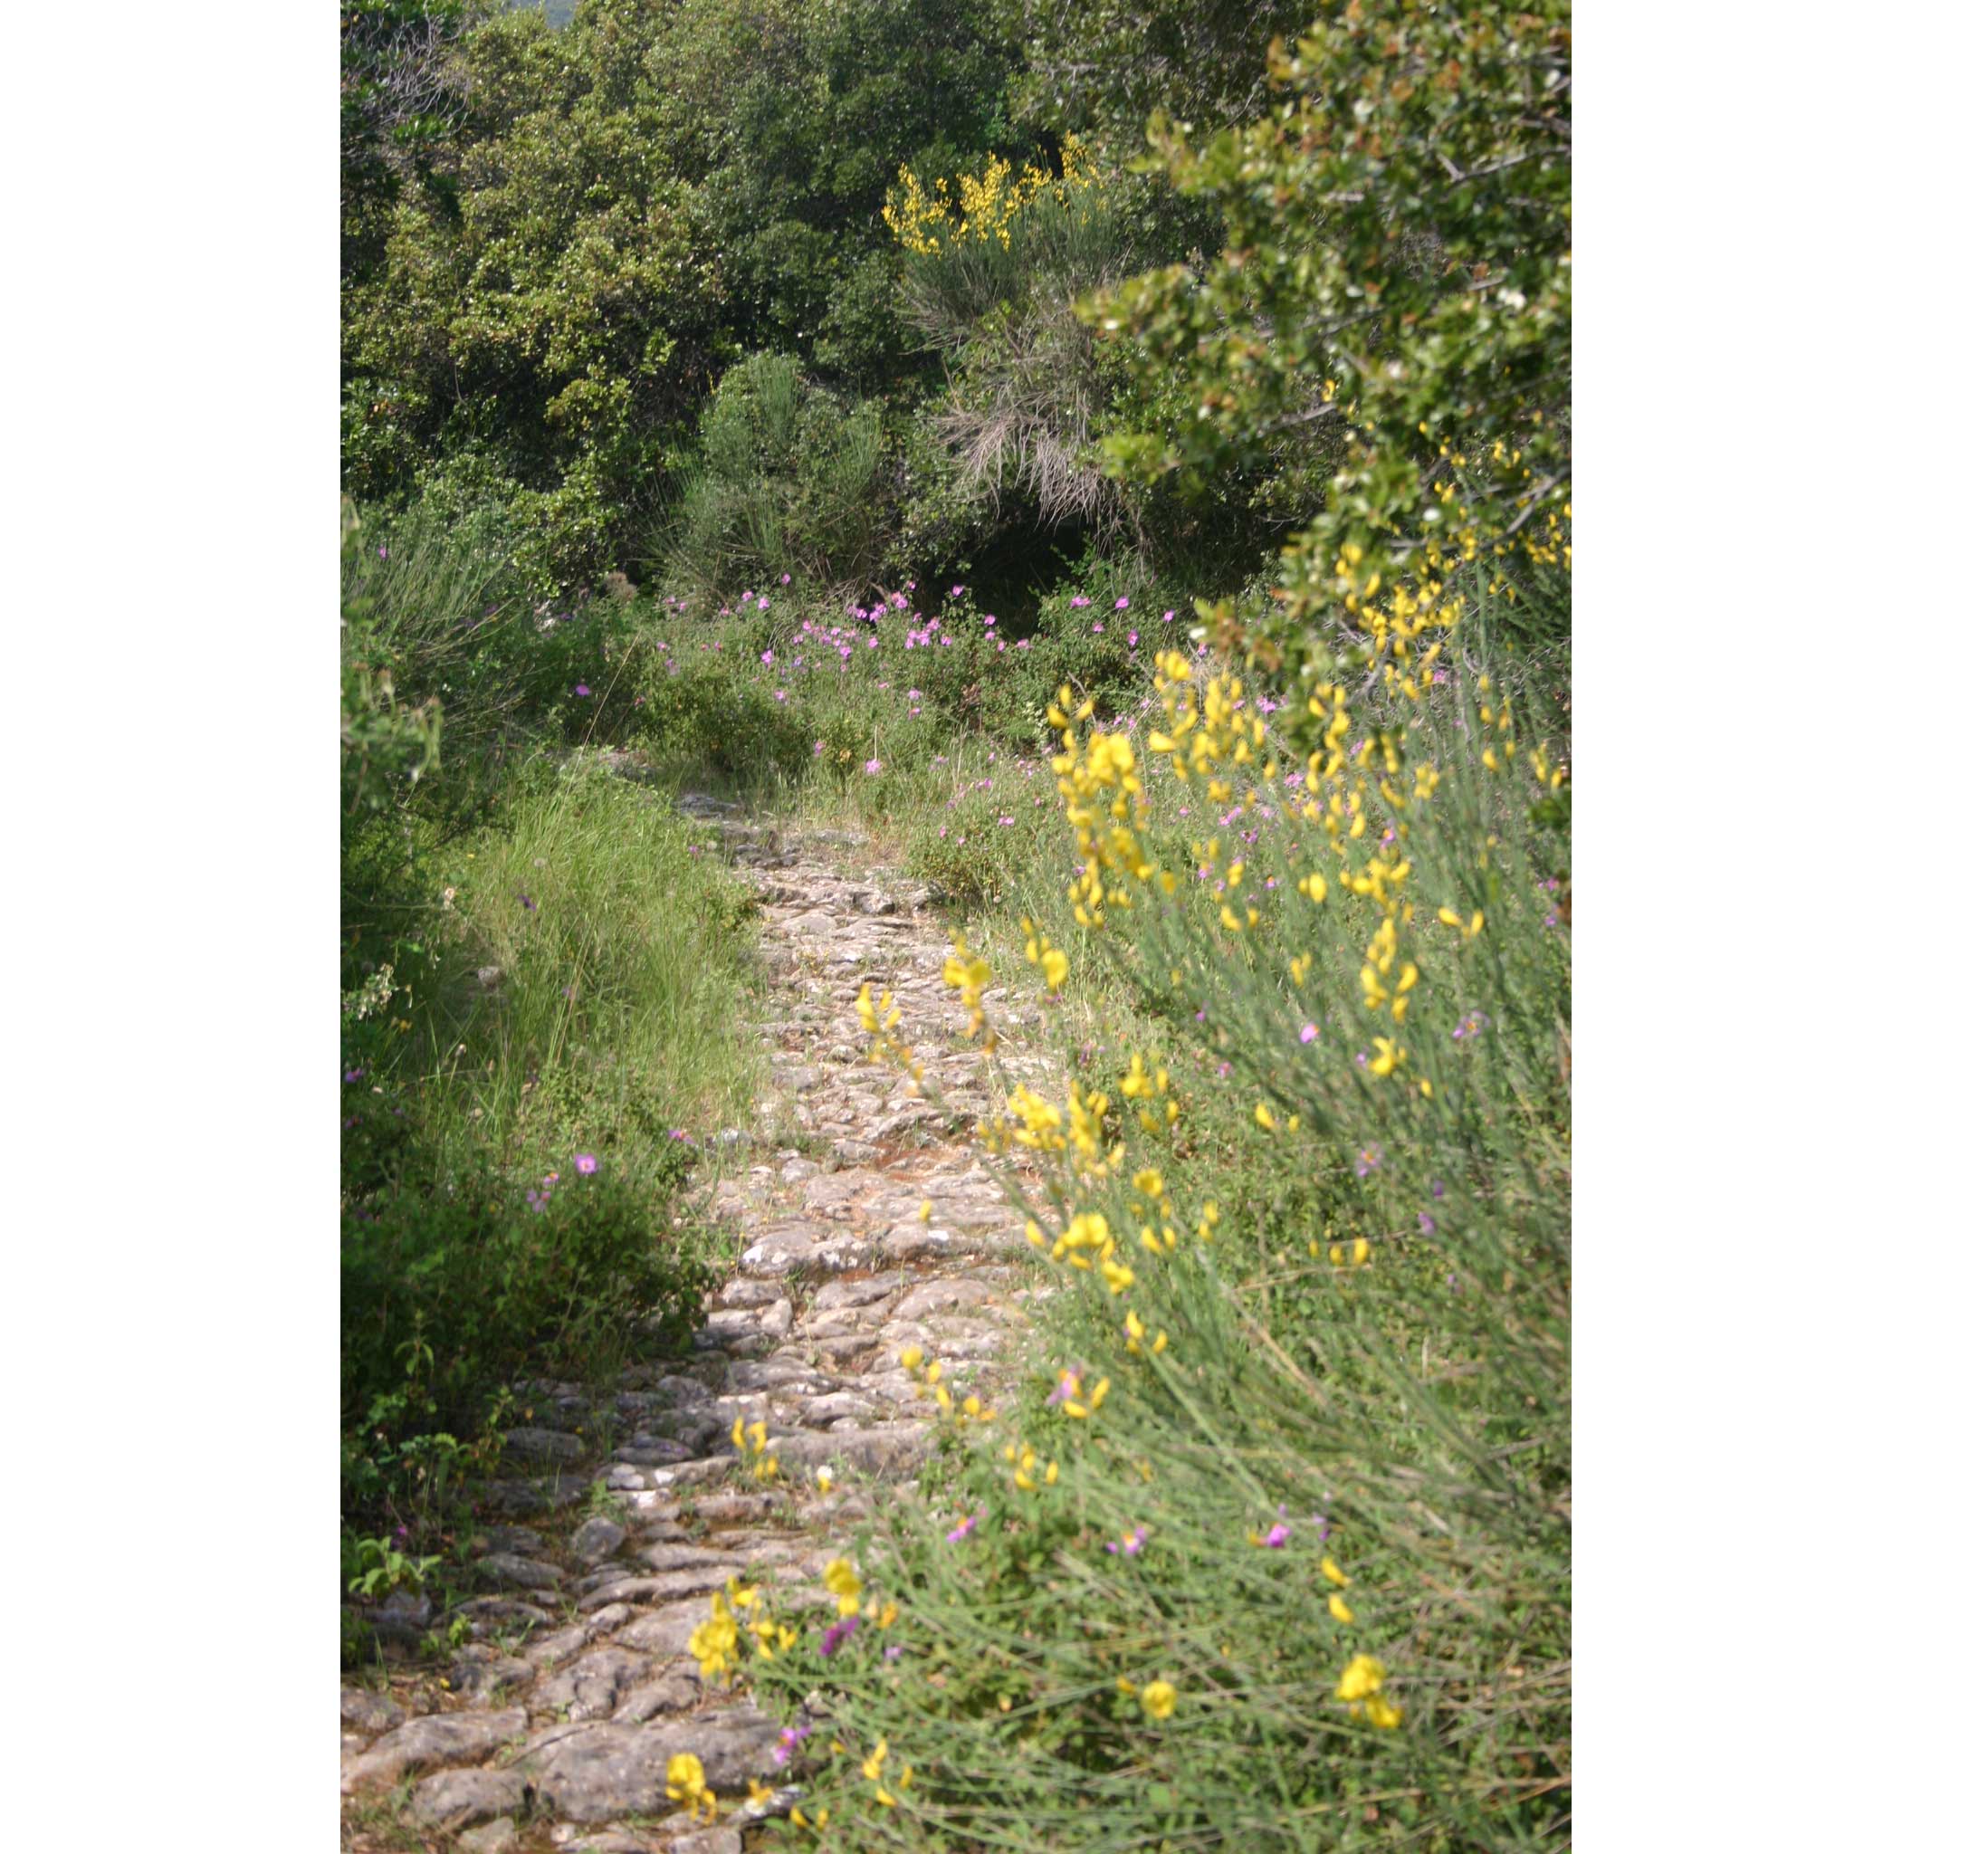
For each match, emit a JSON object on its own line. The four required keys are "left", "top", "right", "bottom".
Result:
{"left": 746, "top": 561, "right": 1570, "bottom": 1849}
{"left": 884, "top": 136, "right": 1101, "bottom": 257}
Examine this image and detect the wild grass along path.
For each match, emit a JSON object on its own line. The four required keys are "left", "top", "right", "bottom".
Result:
{"left": 341, "top": 799, "right": 1058, "bottom": 1854}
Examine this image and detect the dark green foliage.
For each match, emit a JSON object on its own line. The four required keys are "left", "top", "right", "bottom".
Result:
{"left": 654, "top": 352, "right": 895, "bottom": 593}
{"left": 974, "top": 550, "right": 1166, "bottom": 741}
{"left": 339, "top": 510, "right": 759, "bottom": 1553}
{"left": 340, "top": 1118, "right": 709, "bottom": 1491}
{"left": 634, "top": 647, "right": 816, "bottom": 780}
{"left": 342, "top": 0, "right": 1035, "bottom": 589}
{"left": 996, "top": 0, "right": 1317, "bottom": 143}
{"left": 1090, "top": 1, "right": 1572, "bottom": 687}
{"left": 340, "top": 0, "right": 475, "bottom": 282}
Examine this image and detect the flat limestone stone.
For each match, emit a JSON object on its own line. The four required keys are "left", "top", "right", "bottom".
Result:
{"left": 407, "top": 1765, "right": 528, "bottom": 1830}
{"left": 339, "top": 1706, "right": 528, "bottom": 1793}
{"left": 519, "top": 1707, "right": 781, "bottom": 1822}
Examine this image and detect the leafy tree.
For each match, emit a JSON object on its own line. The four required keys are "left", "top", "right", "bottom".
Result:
{"left": 343, "top": 1, "right": 725, "bottom": 584}
{"left": 996, "top": 0, "right": 1316, "bottom": 146}
{"left": 341, "top": 0, "right": 1033, "bottom": 588}
{"left": 1087, "top": 1, "right": 1572, "bottom": 688}
{"left": 655, "top": 351, "right": 894, "bottom": 591}
{"left": 340, "top": 0, "right": 479, "bottom": 282}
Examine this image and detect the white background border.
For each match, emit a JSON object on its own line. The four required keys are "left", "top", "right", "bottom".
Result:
{"left": 4, "top": 1, "right": 1983, "bottom": 1843}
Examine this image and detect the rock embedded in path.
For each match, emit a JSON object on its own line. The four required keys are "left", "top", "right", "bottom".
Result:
{"left": 407, "top": 1765, "right": 529, "bottom": 1831}
{"left": 449, "top": 1647, "right": 535, "bottom": 1701}
{"left": 519, "top": 1707, "right": 783, "bottom": 1822}
{"left": 667, "top": 1829, "right": 745, "bottom": 1854}
{"left": 610, "top": 1665, "right": 702, "bottom": 1723}
{"left": 339, "top": 1706, "right": 528, "bottom": 1793}
{"left": 501, "top": 1427, "right": 588, "bottom": 1469}
{"left": 765, "top": 1421, "right": 933, "bottom": 1477}
{"left": 479, "top": 1550, "right": 565, "bottom": 1591}
{"left": 570, "top": 1515, "right": 628, "bottom": 1565}
{"left": 459, "top": 1818, "right": 520, "bottom": 1853}
{"left": 339, "top": 1687, "right": 406, "bottom": 1736}
{"left": 530, "top": 1646, "right": 654, "bottom": 1720}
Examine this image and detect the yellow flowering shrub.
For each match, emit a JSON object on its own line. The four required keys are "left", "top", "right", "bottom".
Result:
{"left": 884, "top": 136, "right": 1101, "bottom": 257}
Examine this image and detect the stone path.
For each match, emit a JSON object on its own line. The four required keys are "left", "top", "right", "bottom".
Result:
{"left": 341, "top": 804, "right": 1055, "bottom": 1854}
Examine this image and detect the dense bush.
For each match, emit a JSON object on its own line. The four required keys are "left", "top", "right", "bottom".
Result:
{"left": 653, "top": 352, "right": 895, "bottom": 594}
{"left": 736, "top": 610, "right": 1570, "bottom": 1849}
{"left": 636, "top": 647, "right": 816, "bottom": 780}
{"left": 340, "top": 511, "right": 763, "bottom": 1552}
{"left": 341, "top": 1132, "right": 709, "bottom": 1508}
{"left": 1089, "top": 1, "right": 1572, "bottom": 688}
{"left": 341, "top": 0, "right": 1036, "bottom": 589}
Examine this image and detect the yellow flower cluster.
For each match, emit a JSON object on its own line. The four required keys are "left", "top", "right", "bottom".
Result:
{"left": 824, "top": 1555, "right": 863, "bottom": 1617}
{"left": 731, "top": 1415, "right": 780, "bottom": 1483}
{"left": 687, "top": 1589, "right": 741, "bottom": 1681}
{"left": 1147, "top": 653, "right": 1263, "bottom": 806}
{"left": 1019, "top": 916, "right": 1070, "bottom": 989}
{"left": 855, "top": 980, "right": 925, "bottom": 1085}
{"left": 1335, "top": 1652, "right": 1404, "bottom": 1729}
{"left": 727, "top": 1576, "right": 800, "bottom": 1660}
{"left": 1047, "top": 684, "right": 1161, "bottom": 923}
{"left": 689, "top": 1578, "right": 805, "bottom": 1684}
{"left": 665, "top": 1751, "right": 720, "bottom": 1821}
{"left": 1056, "top": 1370, "right": 1112, "bottom": 1419}
{"left": 859, "top": 1735, "right": 915, "bottom": 1808}
{"left": 992, "top": 1078, "right": 1118, "bottom": 1187}
{"left": 941, "top": 939, "right": 992, "bottom": 1044}
{"left": 898, "top": 1343, "right": 997, "bottom": 1424}
{"left": 1001, "top": 1438, "right": 1060, "bottom": 1490}
{"left": 883, "top": 135, "right": 1099, "bottom": 255}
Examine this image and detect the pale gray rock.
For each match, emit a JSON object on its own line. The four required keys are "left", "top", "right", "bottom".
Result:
{"left": 460, "top": 1818, "right": 520, "bottom": 1853}
{"left": 339, "top": 1687, "right": 405, "bottom": 1735}
{"left": 502, "top": 1427, "right": 588, "bottom": 1468}
{"left": 406, "top": 1765, "right": 528, "bottom": 1830}
{"left": 570, "top": 1515, "right": 627, "bottom": 1565}
{"left": 519, "top": 1707, "right": 781, "bottom": 1822}
{"left": 480, "top": 1551, "right": 564, "bottom": 1591}
{"left": 339, "top": 1706, "right": 527, "bottom": 1793}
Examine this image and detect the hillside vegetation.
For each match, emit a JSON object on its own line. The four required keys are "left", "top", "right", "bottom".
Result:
{"left": 341, "top": 1, "right": 1572, "bottom": 1844}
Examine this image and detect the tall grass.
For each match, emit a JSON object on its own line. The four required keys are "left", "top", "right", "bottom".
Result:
{"left": 340, "top": 507, "right": 767, "bottom": 1563}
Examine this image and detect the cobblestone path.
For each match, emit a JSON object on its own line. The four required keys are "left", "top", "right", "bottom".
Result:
{"left": 341, "top": 805, "right": 1054, "bottom": 1854}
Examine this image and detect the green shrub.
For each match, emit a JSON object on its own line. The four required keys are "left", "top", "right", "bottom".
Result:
{"left": 342, "top": 757, "right": 762, "bottom": 1542}
{"left": 636, "top": 646, "right": 815, "bottom": 783}
{"left": 654, "top": 352, "right": 896, "bottom": 595}
{"left": 903, "top": 779, "right": 1059, "bottom": 906}
{"left": 970, "top": 550, "right": 1164, "bottom": 744}
{"left": 1088, "top": 1, "right": 1573, "bottom": 690}
{"left": 340, "top": 1137, "right": 709, "bottom": 1491}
